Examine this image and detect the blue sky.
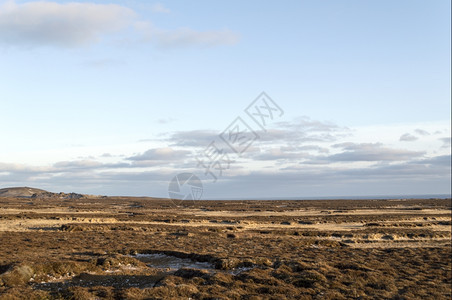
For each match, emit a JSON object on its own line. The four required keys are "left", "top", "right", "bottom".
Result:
{"left": 0, "top": 0, "right": 450, "bottom": 198}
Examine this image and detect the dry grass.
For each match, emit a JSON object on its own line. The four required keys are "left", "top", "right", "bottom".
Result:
{"left": 0, "top": 197, "right": 450, "bottom": 299}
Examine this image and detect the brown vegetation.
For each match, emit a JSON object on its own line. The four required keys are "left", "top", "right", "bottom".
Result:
{"left": 0, "top": 196, "right": 450, "bottom": 299}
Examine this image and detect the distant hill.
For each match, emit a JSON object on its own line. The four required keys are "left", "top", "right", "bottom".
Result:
{"left": 0, "top": 187, "right": 85, "bottom": 199}
{"left": 0, "top": 187, "right": 48, "bottom": 197}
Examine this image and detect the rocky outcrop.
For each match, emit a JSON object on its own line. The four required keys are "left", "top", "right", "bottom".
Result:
{"left": 31, "top": 191, "right": 85, "bottom": 200}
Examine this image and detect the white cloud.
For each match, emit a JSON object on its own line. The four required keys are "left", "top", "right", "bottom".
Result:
{"left": 1, "top": 116, "right": 449, "bottom": 197}
{"left": 400, "top": 133, "right": 418, "bottom": 142}
{"left": 54, "top": 160, "right": 103, "bottom": 169}
{"left": 168, "top": 130, "right": 220, "bottom": 147}
{"left": 414, "top": 129, "right": 430, "bottom": 136}
{"left": 0, "top": 162, "right": 53, "bottom": 173}
{"left": 253, "top": 148, "right": 309, "bottom": 161}
{"left": 135, "top": 22, "right": 240, "bottom": 48}
{"left": 127, "top": 147, "right": 191, "bottom": 161}
{"left": 157, "top": 117, "right": 176, "bottom": 124}
{"left": 439, "top": 137, "right": 451, "bottom": 149}
{"left": 327, "top": 142, "right": 424, "bottom": 162}
{"left": 150, "top": 3, "right": 170, "bottom": 14}
{"left": 0, "top": 1, "right": 239, "bottom": 48}
{"left": 0, "top": 0, "right": 136, "bottom": 47}
{"left": 167, "top": 117, "right": 347, "bottom": 149}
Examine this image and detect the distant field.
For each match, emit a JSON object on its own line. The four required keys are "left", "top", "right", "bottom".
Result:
{"left": 0, "top": 196, "right": 451, "bottom": 299}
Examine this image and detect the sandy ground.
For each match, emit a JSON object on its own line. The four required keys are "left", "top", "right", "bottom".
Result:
{"left": 181, "top": 208, "right": 452, "bottom": 217}
{"left": 1, "top": 205, "right": 450, "bottom": 249}
{"left": 1, "top": 212, "right": 450, "bottom": 231}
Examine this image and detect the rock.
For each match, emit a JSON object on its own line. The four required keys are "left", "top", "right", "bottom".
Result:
{"left": 0, "top": 264, "right": 34, "bottom": 287}
{"left": 215, "top": 258, "right": 240, "bottom": 270}
{"left": 254, "top": 257, "right": 273, "bottom": 267}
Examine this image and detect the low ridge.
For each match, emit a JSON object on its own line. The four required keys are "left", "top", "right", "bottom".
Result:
{"left": 0, "top": 187, "right": 48, "bottom": 197}
{"left": 0, "top": 187, "right": 85, "bottom": 199}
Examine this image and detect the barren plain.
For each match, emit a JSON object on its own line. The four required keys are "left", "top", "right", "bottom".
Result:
{"left": 0, "top": 193, "right": 451, "bottom": 299}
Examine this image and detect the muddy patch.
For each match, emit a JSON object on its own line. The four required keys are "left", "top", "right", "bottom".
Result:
{"left": 133, "top": 253, "right": 214, "bottom": 271}
{"left": 132, "top": 253, "right": 255, "bottom": 276}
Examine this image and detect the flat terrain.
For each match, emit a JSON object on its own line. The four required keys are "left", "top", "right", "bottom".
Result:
{"left": 0, "top": 196, "right": 450, "bottom": 299}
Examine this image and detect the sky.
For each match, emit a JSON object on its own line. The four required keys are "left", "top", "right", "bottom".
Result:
{"left": 0, "top": 0, "right": 450, "bottom": 199}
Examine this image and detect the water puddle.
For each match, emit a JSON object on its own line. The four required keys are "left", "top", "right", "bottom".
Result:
{"left": 133, "top": 253, "right": 253, "bottom": 275}
{"left": 134, "top": 253, "right": 215, "bottom": 271}
{"left": 31, "top": 254, "right": 255, "bottom": 292}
